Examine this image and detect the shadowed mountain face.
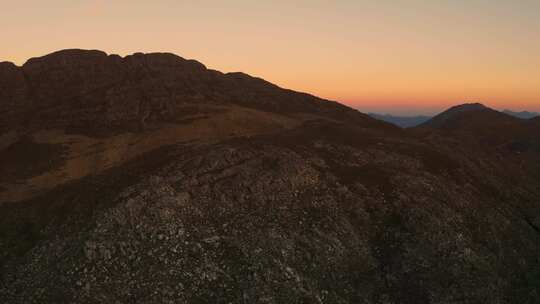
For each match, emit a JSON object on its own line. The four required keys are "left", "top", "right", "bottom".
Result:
{"left": 418, "top": 103, "right": 492, "bottom": 129}
{"left": 1, "top": 49, "right": 387, "bottom": 135}
{"left": 1, "top": 50, "right": 539, "bottom": 303}
{"left": 417, "top": 103, "right": 540, "bottom": 170}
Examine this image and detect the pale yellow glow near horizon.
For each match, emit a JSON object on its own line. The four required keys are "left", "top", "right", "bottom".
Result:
{"left": 1, "top": 0, "right": 539, "bottom": 115}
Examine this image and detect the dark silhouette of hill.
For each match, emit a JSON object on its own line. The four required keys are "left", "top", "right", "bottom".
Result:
{"left": 417, "top": 103, "right": 540, "bottom": 151}
{"left": 1, "top": 50, "right": 539, "bottom": 303}
{"left": 419, "top": 103, "right": 493, "bottom": 128}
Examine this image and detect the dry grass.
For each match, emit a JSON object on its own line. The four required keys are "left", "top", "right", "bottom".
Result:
{"left": 0, "top": 105, "right": 309, "bottom": 202}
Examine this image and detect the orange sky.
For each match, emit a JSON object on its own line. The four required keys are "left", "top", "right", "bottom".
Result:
{"left": 1, "top": 0, "right": 539, "bottom": 115}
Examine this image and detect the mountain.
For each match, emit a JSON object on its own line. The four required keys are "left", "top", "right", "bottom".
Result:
{"left": 368, "top": 113, "right": 431, "bottom": 128}
{"left": 369, "top": 107, "right": 539, "bottom": 128}
{"left": 1, "top": 50, "right": 540, "bottom": 303}
{"left": 416, "top": 102, "right": 540, "bottom": 185}
{"left": 1, "top": 49, "right": 390, "bottom": 134}
{"left": 0, "top": 49, "right": 394, "bottom": 203}
{"left": 417, "top": 103, "right": 539, "bottom": 148}
{"left": 503, "top": 109, "right": 539, "bottom": 119}
{"left": 418, "top": 103, "right": 491, "bottom": 128}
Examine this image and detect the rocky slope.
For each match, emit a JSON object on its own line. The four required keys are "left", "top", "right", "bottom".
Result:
{"left": 0, "top": 49, "right": 393, "bottom": 203}
{"left": 1, "top": 50, "right": 539, "bottom": 303}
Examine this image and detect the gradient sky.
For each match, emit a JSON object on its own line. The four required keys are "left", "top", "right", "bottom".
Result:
{"left": 1, "top": 0, "right": 539, "bottom": 115}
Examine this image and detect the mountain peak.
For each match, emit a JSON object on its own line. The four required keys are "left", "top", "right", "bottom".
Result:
{"left": 1, "top": 48, "right": 396, "bottom": 201}
{"left": 20, "top": 49, "right": 207, "bottom": 72}
{"left": 23, "top": 49, "right": 109, "bottom": 66}
{"left": 122, "top": 51, "right": 207, "bottom": 70}
{"left": 419, "top": 102, "right": 495, "bottom": 129}
{"left": 446, "top": 102, "right": 488, "bottom": 113}
{"left": 0, "top": 61, "right": 17, "bottom": 68}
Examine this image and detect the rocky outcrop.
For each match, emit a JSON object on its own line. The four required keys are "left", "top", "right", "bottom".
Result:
{"left": 1, "top": 49, "right": 389, "bottom": 135}
{"left": 1, "top": 122, "right": 539, "bottom": 303}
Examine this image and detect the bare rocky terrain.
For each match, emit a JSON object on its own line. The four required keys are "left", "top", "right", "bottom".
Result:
{"left": 1, "top": 50, "right": 539, "bottom": 303}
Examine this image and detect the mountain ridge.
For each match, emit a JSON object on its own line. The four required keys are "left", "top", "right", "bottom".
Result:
{"left": 1, "top": 49, "right": 398, "bottom": 203}
{"left": 418, "top": 103, "right": 493, "bottom": 128}
{"left": 1, "top": 49, "right": 394, "bottom": 135}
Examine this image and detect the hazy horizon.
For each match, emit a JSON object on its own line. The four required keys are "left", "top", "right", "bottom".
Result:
{"left": 2, "top": 0, "right": 539, "bottom": 114}
{"left": 361, "top": 104, "right": 540, "bottom": 116}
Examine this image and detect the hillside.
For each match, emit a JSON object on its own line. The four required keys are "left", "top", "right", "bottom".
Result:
{"left": 1, "top": 50, "right": 539, "bottom": 303}
{"left": 0, "top": 49, "right": 395, "bottom": 203}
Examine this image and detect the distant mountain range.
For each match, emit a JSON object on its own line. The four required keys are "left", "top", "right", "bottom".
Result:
{"left": 367, "top": 113, "right": 431, "bottom": 128}
{"left": 369, "top": 105, "right": 539, "bottom": 128}
{"left": 502, "top": 109, "right": 539, "bottom": 119}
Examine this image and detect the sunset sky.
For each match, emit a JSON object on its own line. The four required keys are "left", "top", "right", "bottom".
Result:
{"left": 1, "top": 0, "right": 539, "bottom": 115}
